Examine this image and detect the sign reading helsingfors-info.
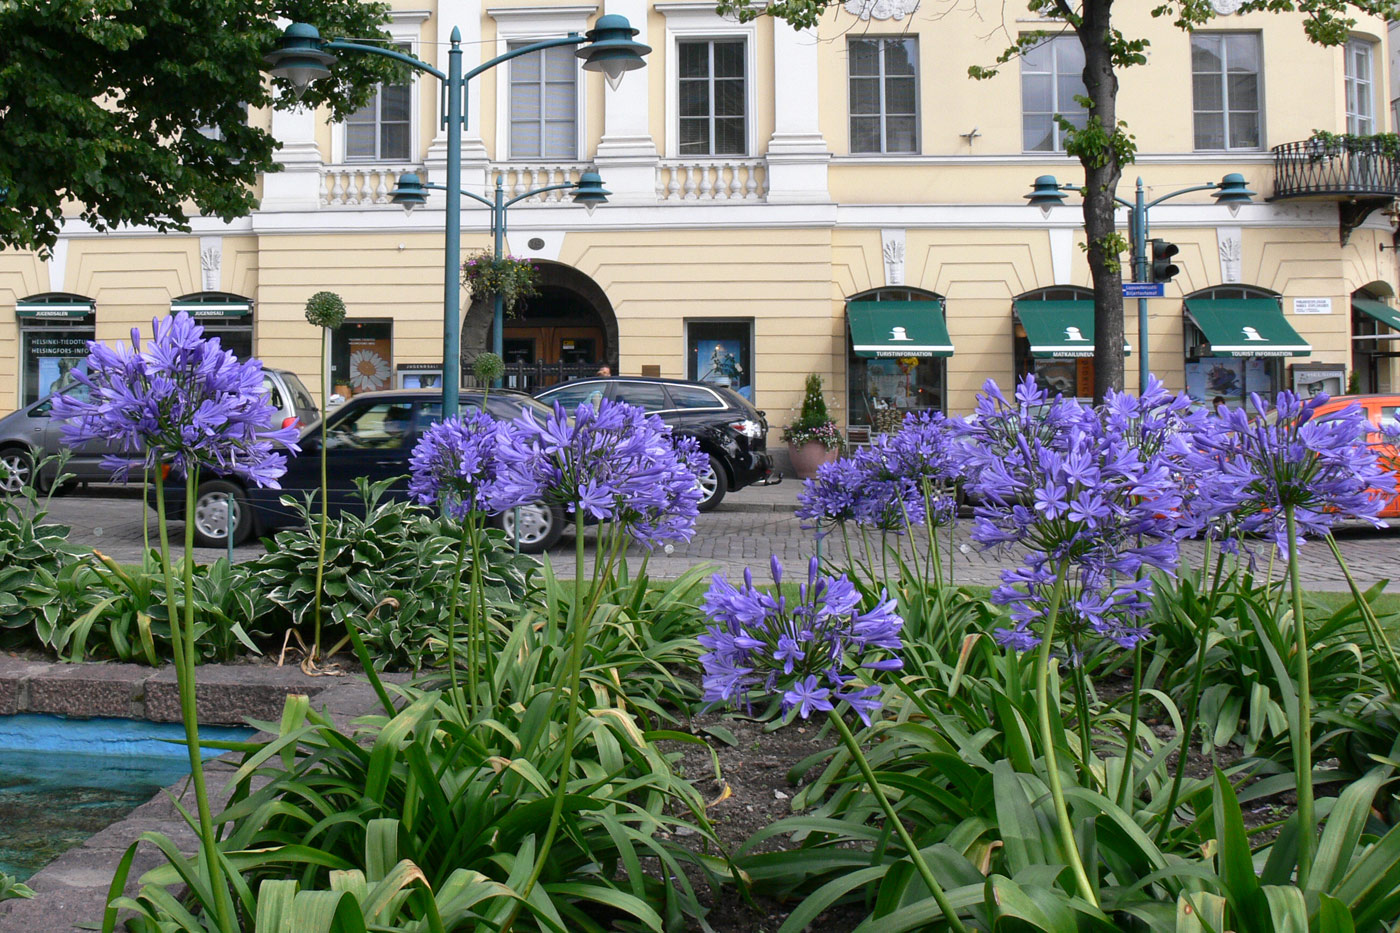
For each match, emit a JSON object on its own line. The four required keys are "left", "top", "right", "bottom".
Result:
{"left": 1292, "top": 297, "right": 1333, "bottom": 315}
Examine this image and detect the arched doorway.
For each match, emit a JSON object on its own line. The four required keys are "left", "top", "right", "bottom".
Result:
{"left": 1351, "top": 282, "right": 1398, "bottom": 394}
{"left": 462, "top": 261, "right": 617, "bottom": 388}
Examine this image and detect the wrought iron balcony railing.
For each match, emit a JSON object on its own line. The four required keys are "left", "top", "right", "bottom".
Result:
{"left": 1272, "top": 138, "right": 1400, "bottom": 201}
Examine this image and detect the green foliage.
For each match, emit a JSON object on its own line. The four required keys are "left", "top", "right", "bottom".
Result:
{"left": 0, "top": 872, "right": 34, "bottom": 903}
{"left": 784, "top": 373, "right": 841, "bottom": 448}
{"left": 304, "top": 291, "right": 348, "bottom": 330}
{"left": 0, "top": 457, "right": 87, "bottom": 649}
{"left": 460, "top": 252, "right": 540, "bottom": 314}
{"left": 0, "top": 0, "right": 398, "bottom": 255}
{"left": 1308, "top": 129, "right": 1400, "bottom": 160}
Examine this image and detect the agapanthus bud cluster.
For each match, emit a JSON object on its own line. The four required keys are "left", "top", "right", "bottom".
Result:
{"left": 408, "top": 411, "right": 530, "bottom": 519}
{"left": 52, "top": 312, "right": 299, "bottom": 486}
{"left": 956, "top": 376, "right": 1184, "bottom": 652}
{"left": 699, "top": 556, "right": 903, "bottom": 724}
{"left": 494, "top": 398, "right": 702, "bottom": 548}
{"left": 1170, "top": 391, "right": 1393, "bottom": 556}
{"left": 303, "top": 291, "right": 347, "bottom": 329}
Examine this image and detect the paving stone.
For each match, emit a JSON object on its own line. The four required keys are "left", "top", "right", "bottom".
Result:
{"left": 143, "top": 663, "right": 333, "bottom": 725}
{"left": 25, "top": 663, "right": 151, "bottom": 719}
{"left": 0, "top": 656, "right": 48, "bottom": 714}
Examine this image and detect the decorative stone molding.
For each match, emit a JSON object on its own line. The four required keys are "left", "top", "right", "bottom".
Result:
{"left": 1210, "top": 0, "right": 1244, "bottom": 14}
{"left": 843, "top": 0, "right": 920, "bottom": 20}
{"left": 1216, "top": 226, "right": 1242, "bottom": 283}
{"left": 199, "top": 236, "right": 222, "bottom": 292}
{"left": 881, "top": 228, "right": 906, "bottom": 286}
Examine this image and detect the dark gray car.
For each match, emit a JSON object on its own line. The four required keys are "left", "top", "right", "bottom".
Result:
{"left": 0, "top": 368, "right": 318, "bottom": 493}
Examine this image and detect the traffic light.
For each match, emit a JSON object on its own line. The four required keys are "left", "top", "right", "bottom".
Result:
{"left": 1150, "top": 238, "right": 1180, "bottom": 284}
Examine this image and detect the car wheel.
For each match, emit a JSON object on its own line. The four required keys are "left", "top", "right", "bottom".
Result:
{"left": 696, "top": 454, "right": 726, "bottom": 512}
{"left": 500, "top": 502, "right": 565, "bottom": 554}
{"left": 190, "top": 480, "right": 253, "bottom": 548}
{"left": 0, "top": 447, "right": 34, "bottom": 495}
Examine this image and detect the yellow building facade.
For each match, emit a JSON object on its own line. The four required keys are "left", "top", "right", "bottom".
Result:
{"left": 3, "top": 0, "right": 1398, "bottom": 435}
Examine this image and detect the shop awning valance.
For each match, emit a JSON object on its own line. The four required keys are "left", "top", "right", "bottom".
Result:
{"left": 15, "top": 297, "right": 95, "bottom": 319}
{"left": 1184, "top": 298, "right": 1311, "bottom": 358}
{"left": 1013, "top": 300, "right": 1132, "bottom": 358}
{"left": 846, "top": 301, "right": 953, "bottom": 358}
{"left": 170, "top": 297, "right": 252, "bottom": 318}
{"left": 1353, "top": 297, "right": 1400, "bottom": 332}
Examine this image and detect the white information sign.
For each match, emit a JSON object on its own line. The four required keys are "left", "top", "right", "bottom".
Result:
{"left": 1293, "top": 297, "right": 1333, "bottom": 315}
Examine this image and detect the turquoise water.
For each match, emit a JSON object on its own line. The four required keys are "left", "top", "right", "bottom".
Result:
{"left": 0, "top": 714, "right": 253, "bottom": 880}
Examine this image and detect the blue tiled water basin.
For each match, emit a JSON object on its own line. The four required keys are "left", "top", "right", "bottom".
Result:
{"left": 0, "top": 713, "right": 253, "bottom": 880}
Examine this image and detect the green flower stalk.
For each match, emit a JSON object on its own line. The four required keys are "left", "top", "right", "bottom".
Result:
{"left": 304, "top": 291, "right": 347, "bottom": 664}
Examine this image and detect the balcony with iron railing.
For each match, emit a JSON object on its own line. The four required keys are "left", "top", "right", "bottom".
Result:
{"left": 1271, "top": 137, "right": 1400, "bottom": 243}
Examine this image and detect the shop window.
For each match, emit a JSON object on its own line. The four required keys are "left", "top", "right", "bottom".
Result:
{"left": 845, "top": 288, "right": 946, "bottom": 430}
{"left": 16, "top": 293, "right": 96, "bottom": 406}
{"left": 688, "top": 320, "right": 753, "bottom": 400}
{"left": 1183, "top": 285, "right": 1287, "bottom": 408}
{"left": 171, "top": 293, "right": 253, "bottom": 361}
{"left": 331, "top": 321, "right": 393, "bottom": 399}
{"left": 1012, "top": 286, "right": 1097, "bottom": 399}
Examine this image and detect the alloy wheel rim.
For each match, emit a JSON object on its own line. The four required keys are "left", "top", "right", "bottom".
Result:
{"left": 194, "top": 492, "right": 239, "bottom": 540}
{"left": 505, "top": 504, "right": 551, "bottom": 545}
{"left": 697, "top": 461, "right": 719, "bottom": 501}
{"left": 0, "top": 454, "right": 30, "bottom": 493}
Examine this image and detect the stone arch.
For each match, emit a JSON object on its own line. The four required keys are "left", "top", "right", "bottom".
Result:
{"left": 462, "top": 261, "right": 618, "bottom": 369}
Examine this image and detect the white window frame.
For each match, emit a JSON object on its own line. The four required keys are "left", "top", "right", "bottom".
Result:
{"left": 331, "top": 11, "right": 427, "bottom": 164}
{"left": 1345, "top": 38, "right": 1376, "bottom": 135}
{"left": 1020, "top": 34, "right": 1088, "bottom": 153}
{"left": 847, "top": 36, "right": 920, "bottom": 155}
{"left": 1190, "top": 32, "right": 1264, "bottom": 152}
{"left": 487, "top": 6, "right": 595, "bottom": 163}
{"left": 657, "top": 2, "right": 758, "bottom": 160}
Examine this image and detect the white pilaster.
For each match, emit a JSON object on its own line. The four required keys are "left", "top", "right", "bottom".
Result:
{"left": 765, "top": 19, "right": 830, "bottom": 203}
{"left": 261, "top": 102, "right": 324, "bottom": 212}
{"left": 46, "top": 236, "right": 69, "bottom": 293}
{"left": 427, "top": 0, "right": 489, "bottom": 191}
{"left": 594, "top": 0, "right": 659, "bottom": 203}
{"left": 1050, "top": 228, "right": 1074, "bottom": 285}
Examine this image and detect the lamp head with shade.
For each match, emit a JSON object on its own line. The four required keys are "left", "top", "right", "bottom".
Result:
{"left": 1212, "top": 173, "right": 1255, "bottom": 217}
{"left": 390, "top": 173, "right": 430, "bottom": 214}
{"left": 264, "top": 22, "right": 337, "bottom": 99}
{"left": 577, "top": 14, "right": 651, "bottom": 91}
{"left": 572, "top": 171, "right": 611, "bottom": 214}
{"left": 1026, "top": 175, "right": 1069, "bottom": 217}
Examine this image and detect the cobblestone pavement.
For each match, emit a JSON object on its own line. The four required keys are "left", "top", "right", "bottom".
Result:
{"left": 33, "top": 482, "right": 1400, "bottom": 593}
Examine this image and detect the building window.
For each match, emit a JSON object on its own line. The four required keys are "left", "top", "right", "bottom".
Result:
{"left": 509, "top": 43, "right": 578, "bottom": 160}
{"left": 688, "top": 320, "right": 753, "bottom": 400}
{"left": 15, "top": 294, "right": 96, "bottom": 406}
{"left": 1345, "top": 39, "right": 1375, "bottom": 135}
{"left": 1021, "top": 36, "right": 1088, "bottom": 152}
{"left": 1191, "top": 33, "right": 1261, "bottom": 150}
{"left": 678, "top": 38, "right": 747, "bottom": 156}
{"left": 846, "top": 288, "right": 946, "bottom": 429}
{"left": 345, "top": 45, "right": 412, "bottom": 161}
{"left": 848, "top": 38, "right": 918, "bottom": 154}
{"left": 332, "top": 320, "right": 394, "bottom": 399}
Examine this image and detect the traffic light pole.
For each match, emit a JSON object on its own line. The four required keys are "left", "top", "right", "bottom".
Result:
{"left": 1133, "top": 178, "right": 1150, "bottom": 392}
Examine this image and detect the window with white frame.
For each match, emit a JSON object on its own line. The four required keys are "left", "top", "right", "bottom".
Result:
{"left": 509, "top": 42, "right": 578, "bottom": 160}
{"left": 345, "top": 44, "right": 412, "bottom": 161}
{"left": 678, "top": 38, "right": 747, "bottom": 156}
{"left": 1021, "top": 36, "right": 1088, "bottom": 153}
{"left": 848, "top": 37, "right": 918, "bottom": 154}
{"left": 1345, "top": 38, "right": 1375, "bottom": 135}
{"left": 1191, "top": 33, "right": 1261, "bottom": 150}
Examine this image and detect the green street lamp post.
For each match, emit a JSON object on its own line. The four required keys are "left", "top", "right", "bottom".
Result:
{"left": 266, "top": 16, "right": 648, "bottom": 416}
{"left": 1027, "top": 173, "right": 1255, "bottom": 389}
{"left": 389, "top": 170, "right": 611, "bottom": 384}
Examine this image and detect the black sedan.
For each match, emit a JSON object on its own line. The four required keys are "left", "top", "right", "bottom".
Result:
{"left": 158, "top": 388, "right": 569, "bottom": 553}
{"left": 533, "top": 376, "right": 777, "bottom": 510}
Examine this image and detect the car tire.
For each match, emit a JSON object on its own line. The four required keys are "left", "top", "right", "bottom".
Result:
{"left": 0, "top": 447, "right": 35, "bottom": 495}
{"left": 190, "top": 479, "right": 253, "bottom": 548}
{"left": 696, "top": 454, "right": 726, "bottom": 512}
{"left": 499, "top": 502, "right": 565, "bottom": 554}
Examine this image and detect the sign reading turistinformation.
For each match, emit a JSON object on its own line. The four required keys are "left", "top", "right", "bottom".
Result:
{"left": 1293, "top": 297, "right": 1332, "bottom": 315}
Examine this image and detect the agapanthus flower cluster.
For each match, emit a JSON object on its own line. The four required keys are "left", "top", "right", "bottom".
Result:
{"left": 494, "top": 398, "right": 702, "bottom": 548}
{"left": 699, "top": 556, "right": 903, "bottom": 724}
{"left": 956, "top": 376, "right": 1185, "bottom": 651}
{"left": 408, "top": 411, "right": 531, "bottom": 519}
{"left": 1170, "top": 391, "right": 1393, "bottom": 556}
{"left": 52, "top": 313, "right": 299, "bottom": 485}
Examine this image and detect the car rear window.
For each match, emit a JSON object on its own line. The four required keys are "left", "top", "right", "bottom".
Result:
{"left": 612, "top": 382, "right": 668, "bottom": 411}
{"left": 283, "top": 374, "right": 317, "bottom": 413}
{"left": 1382, "top": 406, "right": 1399, "bottom": 433}
{"left": 538, "top": 382, "right": 604, "bottom": 409}
{"left": 669, "top": 385, "right": 724, "bottom": 409}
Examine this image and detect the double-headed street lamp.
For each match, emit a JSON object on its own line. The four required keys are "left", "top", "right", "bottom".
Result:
{"left": 389, "top": 169, "right": 611, "bottom": 382}
{"left": 265, "top": 16, "right": 649, "bottom": 416}
{"left": 1026, "top": 173, "right": 1255, "bottom": 388}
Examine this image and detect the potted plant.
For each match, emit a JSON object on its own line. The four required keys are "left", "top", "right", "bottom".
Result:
{"left": 461, "top": 251, "right": 539, "bottom": 314}
{"left": 783, "top": 373, "right": 843, "bottom": 479}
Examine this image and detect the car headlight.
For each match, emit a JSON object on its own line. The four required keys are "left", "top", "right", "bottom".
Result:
{"left": 730, "top": 419, "right": 764, "bottom": 439}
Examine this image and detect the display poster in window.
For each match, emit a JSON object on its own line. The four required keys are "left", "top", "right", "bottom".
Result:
{"left": 688, "top": 322, "right": 753, "bottom": 400}
{"left": 1185, "top": 358, "right": 1243, "bottom": 404}
{"left": 1243, "top": 358, "right": 1274, "bottom": 398}
{"left": 332, "top": 321, "right": 393, "bottom": 398}
{"left": 24, "top": 333, "right": 92, "bottom": 403}
{"left": 1034, "top": 360, "right": 1078, "bottom": 398}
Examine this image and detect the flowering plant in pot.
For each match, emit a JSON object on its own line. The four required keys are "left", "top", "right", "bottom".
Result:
{"left": 783, "top": 373, "right": 842, "bottom": 478}
{"left": 460, "top": 251, "right": 539, "bottom": 314}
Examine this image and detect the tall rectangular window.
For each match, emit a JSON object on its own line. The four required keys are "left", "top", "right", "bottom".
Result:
{"left": 1191, "top": 34, "right": 1261, "bottom": 150}
{"left": 510, "top": 43, "right": 578, "bottom": 160}
{"left": 849, "top": 38, "right": 918, "bottom": 154}
{"left": 1345, "top": 39, "right": 1375, "bottom": 135}
{"left": 345, "top": 45, "right": 411, "bottom": 161}
{"left": 1021, "top": 36, "right": 1088, "bottom": 152}
{"left": 678, "top": 39, "right": 747, "bottom": 156}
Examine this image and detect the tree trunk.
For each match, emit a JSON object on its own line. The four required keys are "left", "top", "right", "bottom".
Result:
{"left": 1077, "top": 0, "right": 1126, "bottom": 404}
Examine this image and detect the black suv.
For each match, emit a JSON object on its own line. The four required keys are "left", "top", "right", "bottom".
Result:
{"left": 533, "top": 376, "right": 777, "bottom": 510}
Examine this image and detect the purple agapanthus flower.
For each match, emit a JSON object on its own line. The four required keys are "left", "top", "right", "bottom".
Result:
{"left": 1170, "top": 391, "right": 1393, "bottom": 557}
{"left": 698, "top": 556, "right": 903, "bottom": 724}
{"left": 408, "top": 412, "right": 527, "bottom": 519}
{"left": 493, "top": 398, "right": 701, "bottom": 548}
{"left": 51, "top": 312, "right": 299, "bottom": 485}
{"left": 955, "top": 375, "right": 1185, "bottom": 652}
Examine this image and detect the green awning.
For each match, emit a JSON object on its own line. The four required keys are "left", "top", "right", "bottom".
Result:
{"left": 1184, "top": 298, "right": 1311, "bottom": 358}
{"left": 1013, "top": 300, "right": 1131, "bottom": 358}
{"left": 846, "top": 301, "right": 953, "bottom": 358}
{"left": 16, "top": 297, "right": 94, "bottom": 319}
{"left": 170, "top": 297, "right": 252, "bottom": 318}
{"left": 1354, "top": 297, "right": 1400, "bottom": 331}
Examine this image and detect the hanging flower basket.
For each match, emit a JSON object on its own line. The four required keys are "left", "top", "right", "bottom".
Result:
{"left": 461, "top": 252, "right": 540, "bottom": 315}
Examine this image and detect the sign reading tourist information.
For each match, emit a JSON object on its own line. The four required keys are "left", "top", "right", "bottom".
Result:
{"left": 1122, "top": 282, "right": 1165, "bottom": 297}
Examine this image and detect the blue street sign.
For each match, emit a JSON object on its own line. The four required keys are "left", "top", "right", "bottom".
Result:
{"left": 1123, "top": 282, "right": 1165, "bottom": 297}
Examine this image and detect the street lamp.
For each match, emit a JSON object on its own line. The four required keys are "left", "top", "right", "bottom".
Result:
{"left": 1027, "top": 173, "right": 1256, "bottom": 388}
{"left": 389, "top": 170, "right": 612, "bottom": 381}
{"left": 265, "top": 16, "right": 649, "bottom": 417}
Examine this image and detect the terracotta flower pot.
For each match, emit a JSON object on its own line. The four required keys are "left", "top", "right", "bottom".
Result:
{"left": 788, "top": 440, "right": 841, "bottom": 480}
